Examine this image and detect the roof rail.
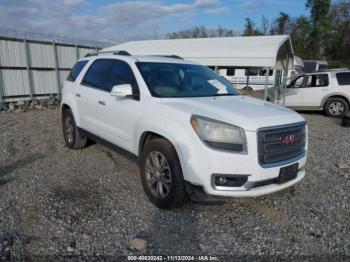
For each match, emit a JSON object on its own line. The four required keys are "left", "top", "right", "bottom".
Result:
{"left": 113, "top": 50, "right": 131, "bottom": 56}
{"left": 162, "top": 55, "right": 183, "bottom": 60}
{"left": 319, "top": 68, "right": 349, "bottom": 72}
{"left": 84, "top": 50, "right": 131, "bottom": 57}
{"left": 150, "top": 55, "right": 183, "bottom": 60}
{"left": 84, "top": 52, "right": 98, "bottom": 57}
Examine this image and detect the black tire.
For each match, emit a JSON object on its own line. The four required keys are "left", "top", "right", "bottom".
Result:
{"left": 140, "top": 138, "right": 189, "bottom": 209}
{"left": 324, "top": 98, "right": 349, "bottom": 118}
{"left": 62, "top": 109, "right": 87, "bottom": 149}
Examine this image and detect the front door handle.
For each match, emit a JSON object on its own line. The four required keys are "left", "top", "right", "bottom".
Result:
{"left": 98, "top": 100, "right": 106, "bottom": 106}
{"left": 75, "top": 93, "right": 81, "bottom": 98}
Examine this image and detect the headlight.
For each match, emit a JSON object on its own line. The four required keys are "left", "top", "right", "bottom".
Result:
{"left": 190, "top": 115, "right": 247, "bottom": 153}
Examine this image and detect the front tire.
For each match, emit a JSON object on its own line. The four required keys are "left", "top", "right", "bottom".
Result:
{"left": 324, "top": 98, "right": 349, "bottom": 117}
{"left": 140, "top": 138, "right": 188, "bottom": 209}
{"left": 62, "top": 109, "right": 87, "bottom": 149}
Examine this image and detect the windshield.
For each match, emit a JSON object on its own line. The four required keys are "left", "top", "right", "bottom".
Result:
{"left": 136, "top": 62, "right": 240, "bottom": 98}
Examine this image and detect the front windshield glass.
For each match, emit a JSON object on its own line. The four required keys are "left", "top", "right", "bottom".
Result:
{"left": 136, "top": 62, "right": 240, "bottom": 98}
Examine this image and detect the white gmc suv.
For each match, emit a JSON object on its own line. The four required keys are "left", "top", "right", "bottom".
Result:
{"left": 61, "top": 51, "right": 308, "bottom": 209}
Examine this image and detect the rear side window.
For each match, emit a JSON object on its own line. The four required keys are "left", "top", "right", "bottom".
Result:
{"left": 67, "top": 60, "right": 88, "bottom": 82}
{"left": 81, "top": 59, "right": 113, "bottom": 90}
{"left": 336, "top": 73, "right": 350, "bottom": 86}
{"left": 105, "top": 60, "right": 139, "bottom": 94}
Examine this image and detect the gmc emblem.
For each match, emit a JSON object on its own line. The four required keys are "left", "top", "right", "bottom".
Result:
{"left": 279, "top": 134, "right": 299, "bottom": 145}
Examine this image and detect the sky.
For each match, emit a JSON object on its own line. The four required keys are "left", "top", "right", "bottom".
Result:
{"left": 0, "top": 0, "right": 312, "bottom": 44}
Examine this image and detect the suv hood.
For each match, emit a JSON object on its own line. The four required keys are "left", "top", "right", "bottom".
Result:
{"left": 160, "top": 96, "right": 305, "bottom": 131}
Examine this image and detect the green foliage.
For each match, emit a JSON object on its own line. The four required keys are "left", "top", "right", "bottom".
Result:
{"left": 305, "top": 0, "right": 332, "bottom": 58}
{"left": 326, "top": 1, "right": 350, "bottom": 67}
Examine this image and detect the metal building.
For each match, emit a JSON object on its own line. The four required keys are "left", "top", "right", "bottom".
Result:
{"left": 0, "top": 29, "right": 111, "bottom": 103}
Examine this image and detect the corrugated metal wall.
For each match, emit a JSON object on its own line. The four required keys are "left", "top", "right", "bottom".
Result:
{"left": 0, "top": 36, "right": 104, "bottom": 102}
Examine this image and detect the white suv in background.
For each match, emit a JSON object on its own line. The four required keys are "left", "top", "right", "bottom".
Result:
{"left": 61, "top": 51, "right": 308, "bottom": 209}
{"left": 284, "top": 70, "right": 350, "bottom": 117}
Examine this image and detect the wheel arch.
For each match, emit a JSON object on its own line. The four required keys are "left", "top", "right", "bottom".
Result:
{"left": 60, "top": 96, "right": 81, "bottom": 127}
{"left": 61, "top": 103, "right": 71, "bottom": 115}
{"left": 138, "top": 131, "right": 166, "bottom": 157}
{"left": 322, "top": 93, "right": 350, "bottom": 108}
{"left": 136, "top": 124, "right": 193, "bottom": 182}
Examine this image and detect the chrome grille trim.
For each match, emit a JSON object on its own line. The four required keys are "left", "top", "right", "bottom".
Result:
{"left": 257, "top": 122, "right": 306, "bottom": 168}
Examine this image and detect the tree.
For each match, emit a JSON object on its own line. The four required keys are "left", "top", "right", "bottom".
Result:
{"left": 270, "top": 12, "right": 290, "bottom": 35}
{"left": 166, "top": 26, "right": 235, "bottom": 39}
{"left": 305, "top": 0, "right": 331, "bottom": 58}
{"left": 261, "top": 16, "right": 270, "bottom": 35}
{"left": 243, "top": 18, "right": 263, "bottom": 36}
{"left": 289, "top": 16, "right": 312, "bottom": 59}
{"left": 326, "top": 1, "right": 350, "bottom": 67}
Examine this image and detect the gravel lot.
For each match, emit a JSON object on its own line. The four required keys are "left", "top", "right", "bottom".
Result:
{"left": 0, "top": 109, "right": 349, "bottom": 260}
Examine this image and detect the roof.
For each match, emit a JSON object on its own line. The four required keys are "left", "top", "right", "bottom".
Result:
{"left": 103, "top": 35, "right": 294, "bottom": 69}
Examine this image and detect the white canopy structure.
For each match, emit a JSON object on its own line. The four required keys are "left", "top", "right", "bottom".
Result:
{"left": 294, "top": 56, "right": 304, "bottom": 69}
{"left": 104, "top": 35, "right": 295, "bottom": 103}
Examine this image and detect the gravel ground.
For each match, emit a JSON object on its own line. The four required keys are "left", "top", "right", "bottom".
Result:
{"left": 0, "top": 109, "right": 349, "bottom": 260}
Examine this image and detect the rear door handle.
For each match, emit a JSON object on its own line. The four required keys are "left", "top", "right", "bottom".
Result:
{"left": 98, "top": 100, "right": 106, "bottom": 106}
{"left": 75, "top": 93, "right": 81, "bottom": 97}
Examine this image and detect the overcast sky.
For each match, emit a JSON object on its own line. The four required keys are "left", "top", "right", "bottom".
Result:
{"left": 0, "top": 0, "right": 311, "bottom": 43}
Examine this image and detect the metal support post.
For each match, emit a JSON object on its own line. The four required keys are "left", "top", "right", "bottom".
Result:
{"left": 264, "top": 67, "right": 270, "bottom": 101}
{"left": 246, "top": 68, "right": 250, "bottom": 87}
{"left": 52, "top": 40, "right": 61, "bottom": 94}
{"left": 23, "top": 38, "right": 35, "bottom": 101}
{"left": 0, "top": 49, "right": 3, "bottom": 104}
{"left": 282, "top": 56, "right": 290, "bottom": 106}
{"left": 75, "top": 44, "right": 79, "bottom": 60}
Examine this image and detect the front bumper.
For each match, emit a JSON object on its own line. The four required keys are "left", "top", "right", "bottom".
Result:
{"left": 179, "top": 130, "right": 307, "bottom": 198}
{"left": 204, "top": 168, "right": 305, "bottom": 197}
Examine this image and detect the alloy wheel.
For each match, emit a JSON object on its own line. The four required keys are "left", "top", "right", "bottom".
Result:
{"left": 329, "top": 101, "right": 345, "bottom": 116}
{"left": 64, "top": 116, "right": 74, "bottom": 144}
{"left": 145, "top": 151, "right": 172, "bottom": 199}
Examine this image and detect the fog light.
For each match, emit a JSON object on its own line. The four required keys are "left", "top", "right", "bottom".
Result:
{"left": 217, "top": 177, "right": 227, "bottom": 186}
{"left": 213, "top": 174, "right": 248, "bottom": 188}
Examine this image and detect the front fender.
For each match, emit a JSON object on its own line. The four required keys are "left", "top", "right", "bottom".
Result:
{"left": 134, "top": 116, "right": 197, "bottom": 182}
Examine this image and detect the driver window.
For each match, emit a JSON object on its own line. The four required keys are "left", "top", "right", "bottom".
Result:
{"left": 289, "top": 76, "right": 305, "bottom": 88}
{"left": 306, "top": 74, "right": 329, "bottom": 88}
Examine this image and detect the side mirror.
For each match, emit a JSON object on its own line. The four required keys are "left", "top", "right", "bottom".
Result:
{"left": 110, "top": 84, "right": 133, "bottom": 97}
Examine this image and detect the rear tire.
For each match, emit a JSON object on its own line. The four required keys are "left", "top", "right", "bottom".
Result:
{"left": 324, "top": 98, "right": 349, "bottom": 118}
{"left": 62, "top": 109, "right": 87, "bottom": 149}
{"left": 140, "top": 138, "right": 189, "bottom": 209}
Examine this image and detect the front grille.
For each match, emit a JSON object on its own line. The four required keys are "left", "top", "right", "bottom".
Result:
{"left": 257, "top": 122, "right": 306, "bottom": 167}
